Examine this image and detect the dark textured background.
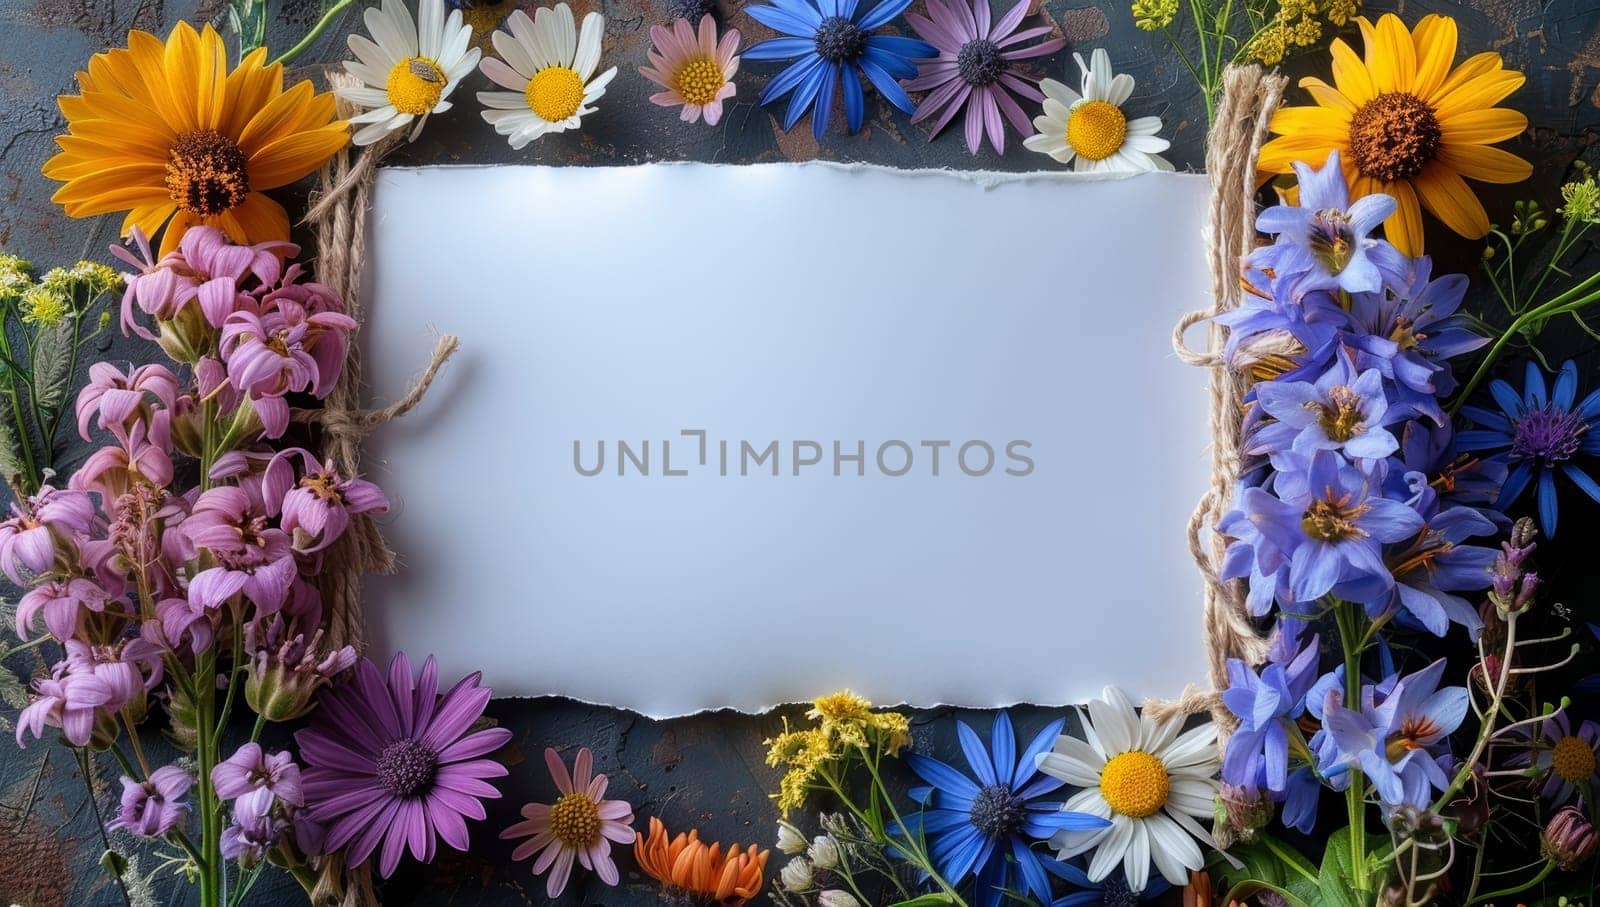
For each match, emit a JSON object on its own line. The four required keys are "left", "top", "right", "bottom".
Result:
{"left": 0, "top": 0, "right": 1598, "bottom": 904}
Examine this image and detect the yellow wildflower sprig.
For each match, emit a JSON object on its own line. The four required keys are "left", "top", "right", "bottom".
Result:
{"left": 764, "top": 691, "right": 966, "bottom": 905}
{"left": 0, "top": 254, "right": 119, "bottom": 493}
{"left": 1132, "top": 0, "right": 1358, "bottom": 121}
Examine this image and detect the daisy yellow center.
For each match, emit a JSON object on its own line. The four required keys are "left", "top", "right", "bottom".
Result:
{"left": 1348, "top": 92, "right": 1442, "bottom": 182}
{"left": 386, "top": 57, "right": 446, "bottom": 116}
{"left": 1552, "top": 736, "right": 1596, "bottom": 783}
{"left": 1099, "top": 750, "right": 1169, "bottom": 818}
{"left": 165, "top": 129, "right": 250, "bottom": 217}
{"left": 526, "top": 66, "right": 586, "bottom": 122}
{"left": 673, "top": 57, "right": 725, "bottom": 107}
{"left": 549, "top": 791, "right": 602, "bottom": 848}
{"left": 1065, "top": 100, "right": 1127, "bottom": 162}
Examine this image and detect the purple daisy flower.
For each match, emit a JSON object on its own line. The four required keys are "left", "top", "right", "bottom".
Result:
{"left": 1508, "top": 711, "right": 1600, "bottom": 805}
{"left": 111, "top": 765, "right": 194, "bottom": 838}
{"left": 296, "top": 652, "right": 511, "bottom": 878}
{"left": 902, "top": 0, "right": 1065, "bottom": 154}
{"left": 1459, "top": 359, "right": 1600, "bottom": 538}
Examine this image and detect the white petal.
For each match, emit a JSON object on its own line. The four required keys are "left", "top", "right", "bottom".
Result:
{"left": 418, "top": 0, "right": 444, "bottom": 59}
{"left": 1086, "top": 814, "right": 1134, "bottom": 882}
{"left": 1088, "top": 691, "right": 1135, "bottom": 755}
{"left": 574, "top": 11, "right": 605, "bottom": 79}
{"left": 1145, "top": 812, "right": 1200, "bottom": 886}
{"left": 336, "top": 86, "right": 392, "bottom": 108}
{"left": 1106, "top": 72, "right": 1135, "bottom": 106}
{"left": 493, "top": 15, "right": 539, "bottom": 77}
{"left": 478, "top": 90, "right": 531, "bottom": 110}
{"left": 1123, "top": 819, "right": 1151, "bottom": 894}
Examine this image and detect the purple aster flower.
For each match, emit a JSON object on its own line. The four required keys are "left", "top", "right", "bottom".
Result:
{"left": 15, "top": 576, "right": 118, "bottom": 641}
{"left": 743, "top": 0, "right": 936, "bottom": 141}
{"left": 296, "top": 652, "right": 512, "bottom": 878}
{"left": 1250, "top": 151, "right": 1406, "bottom": 297}
{"left": 1506, "top": 711, "right": 1600, "bottom": 806}
{"left": 1347, "top": 255, "right": 1487, "bottom": 397}
{"left": 182, "top": 486, "right": 297, "bottom": 613}
{"left": 111, "top": 765, "right": 193, "bottom": 838}
{"left": 1459, "top": 359, "right": 1600, "bottom": 538}
{"left": 213, "top": 742, "right": 305, "bottom": 805}
{"left": 16, "top": 664, "right": 115, "bottom": 747}
{"left": 1238, "top": 450, "right": 1424, "bottom": 604}
{"left": 1320, "top": 660, "right": 1467, "bottom": 811}
{"left": 901, "top": 0, "right": 1065, "bottom": 155}
{"left": 1220, "top": 633, "right": 1319, "bottom": 793}
{"left": 1253, "top": 355, "right": 1397, "bottom": 460}
{"left": 263, "top": 448, "right": 389, "bottom": 555}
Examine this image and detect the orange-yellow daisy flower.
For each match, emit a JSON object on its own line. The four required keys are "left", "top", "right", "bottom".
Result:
{"left": 634, "top": 817, "right": 769, "bottom": 905}
{"left": 1258, "top": 13, "right": 1531, "bottom": 256}
{"left": 43, "top": 22, "right": 348, "bottom": 256}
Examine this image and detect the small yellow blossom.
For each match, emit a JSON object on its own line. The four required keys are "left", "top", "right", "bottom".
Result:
{"left": 1130, "top": 0, "right": 1177, "bottom": 31}
{"left": 765, "top": 692, "right": 913, "bottom": 815}
{"left": 1560, "top": 177, "right": 1600, "bottom": 225}
{"left": 68, "top": 261, "right": 122, "bottom": 296}
{"left": 20, "top": 285, "right": 70, "bottom": 328}
{"left": 0, "top": 254, "right": 32, "bottom": 300}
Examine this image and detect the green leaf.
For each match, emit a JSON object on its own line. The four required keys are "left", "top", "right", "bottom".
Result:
{"left": 32, "top": 320, "right": 72, "bottom": 418}
{"left": 885, "top": 896, "right": 957, "bottom": 907}
{"left": 99, "top": 848, "right": 129, "bottom": 879}
{"left": 1317, "top": 828, "right": 1371, "bottom": 907}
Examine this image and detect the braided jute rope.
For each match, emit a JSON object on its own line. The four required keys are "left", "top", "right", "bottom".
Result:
{"left": 304, "top": 72, "right": 461, "bottom": 656}
{"left": 1145, "top": 66, "right": 1287, "bottom": 734}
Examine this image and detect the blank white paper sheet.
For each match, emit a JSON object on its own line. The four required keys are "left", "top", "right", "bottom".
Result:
{"left": 362, "top": 162, "right": 1214, "bottom": 717}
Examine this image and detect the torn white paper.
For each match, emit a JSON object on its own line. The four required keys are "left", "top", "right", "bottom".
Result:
{"left": 362, "top": 162, "right": 1214, "bottom": 717}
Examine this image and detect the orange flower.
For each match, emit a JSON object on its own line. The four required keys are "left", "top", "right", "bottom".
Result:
{"left": 634, "top": 817, "right": 769, "bottom": 905}
{"left": 1258, "top": 14, "right": 1531, "bottom": 256}
{"left": 43, "top": 22, "right": 348, "bottom": 256}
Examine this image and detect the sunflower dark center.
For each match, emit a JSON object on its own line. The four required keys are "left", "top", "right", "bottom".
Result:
{"left": 967, "top": 783, "right": 1025, "bottom": 839}
{"left": 1348, "top": 91, "right": 1441, "bottom": 182}
{"left": 813, "top": 16, "right": 866, "bottom": 63}
{"left": 1511, "top": 405, "right": 1588, "bottom": 464}
{"left": 956, "top": 39, "right": 1005, "bottom": 86}
{"left": 165, "top": 129, "right": 250, "bottom": 216}
{"left": 376, "top": 738, "right": 438, "bottom": 797}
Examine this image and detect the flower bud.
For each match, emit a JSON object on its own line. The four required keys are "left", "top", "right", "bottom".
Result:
{"left": 817, "top": 892, "right": 861, "bottom": 907}
{"left": 244, "top": 623, "right": 356, "bottom": 722}
{"left": 807, "top": 834, "right": 841, "bottom": 870}
{"left": 775, "top": 820, "right": 807, "bottom": 855}
{"left": 779, "top": 857, "right": 813, "bottom": 893}
{"left": 155, "top": 304, "right": 211, "bottom": 365}
{"left": 1217, "top": 782, "right": 1273, "bottom": 845}
{"left": 1543, "top": 805, "right": 1598, "bottom": 870}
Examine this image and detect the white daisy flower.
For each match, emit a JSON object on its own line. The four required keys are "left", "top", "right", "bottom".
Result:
{"left": 338, "top": 0, "right": 480, "bottom": 146}
{"left": 1023, "top": 49, "right": 1173, "bottom": 174}
{"left": 476, "top": 3, "right": 618, "bottom": 149}
{"left": 1034, "top": 686, "right": 1219, "bottom": 892}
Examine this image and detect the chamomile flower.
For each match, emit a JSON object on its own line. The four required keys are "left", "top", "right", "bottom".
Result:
{"left": 1035, "top": 686, "right": 1219, "bottom": 892}
{"left": 476, "top": 4, "right": 618, "bottom": 148}
{"left": 1023, "top": 49, "right": 1171, "bottom": 174}
{"left": 338, "top": 0, "right": 481, "bottom": 145}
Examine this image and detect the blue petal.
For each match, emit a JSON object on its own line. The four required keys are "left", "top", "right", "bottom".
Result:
{"left": 1538, "top": 467, "right": 1560, "bottom": 537}
{"left": 990, "top": 712, "right": 1017, "bottom": 785}
{"left": 1524, "top": 360, "right": 1548, "bottom": 408}
{"left": 742, "top": 37, "right": 821, "bottom": 60}
{"left": 858, "top": 53, "right": 916, "bottom": 112}
{"left": 1459, "top": 405, "right": 1510, "bottom": 432}
{"left": 856, "top": 0, "right": 916, "bottom": 28}
{"left": 1455, "top": 429, "right": 1511, "bottom": 452}
{"left": 1554, "top": 360, "right": 1579, "bottom": 410}
{"left": 862, "top": 38, "right": 926, "bottom": 79}
{"left": 1488, "top": 378, "right": 1523, "bottom": 419}
{"left": 744, "top": 1, "right": 821, "bottom": 37}
{"left": 759, "top": 55, "right": 824, "bottom": 104}
{"left": 1042, "top": 859, "right": 1094, "bottom": 887}
{"left": 1496, "top": 461, "right": 1532, "bottom": 509}
{"left": 783, "top": 58, "right": 832, "bottom": 130}
{"left": 810, "top": 63, "right": 839, "bottom": 141}
{"left": 865, "top": 34, "right": 938, "bottom": 65}
{"left": 932, "top": 825, "right": 986, "bottom": 884}
{"left": 1012, "top": 840, "right": 1053, "bottom": 904}
{"left": 906, "top": 753, "right": 981, "bottom": 799}
{"left": 957, "top": 720, "right": 999, "bottom": 786}
{"left": 840, "top": 64, "right": 865, "bottom": 132}
{"left": 1565, "top": 463, "right": 1600, "bottom": 504}
{"left": 1013, "top": 717, "right": 1065, "bottom": 790}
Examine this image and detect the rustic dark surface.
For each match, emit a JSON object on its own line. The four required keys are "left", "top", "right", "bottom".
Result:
{"left": 1, "top": 0, "right": 1599, "bottom": 904}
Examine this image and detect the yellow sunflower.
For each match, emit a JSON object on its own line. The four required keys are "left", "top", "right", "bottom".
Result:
{"left": 43, "top": 22, "right": 348, "bottom": 256}
{"left": 1258, "top": 13, "right": 1531, "bottom": 256}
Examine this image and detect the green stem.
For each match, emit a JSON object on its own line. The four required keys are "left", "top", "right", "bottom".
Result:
{"left": 1467, "top": 859, "right": 1554, "bottom": 905}
{"left": 270, "top": 0, "right": 355, "bottom": 66}
{"left": 195, "top": 652, "right": 222, "bottom": 907}
{"left": 0, "top": 313, "right": 41, "bottom": 491}
{"left": 1335, "top": 601, "right": 1370, "bottom": 899}
{"left": 1432, "top": 614, "right": 1518, "bottom": 812}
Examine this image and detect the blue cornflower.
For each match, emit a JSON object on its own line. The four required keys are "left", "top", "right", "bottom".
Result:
{"left": 897, "top": 712, "right": 1108, "bottom": 907}
{"left": 1239, "top": 450, "right": 1424, "bottom": 604}
{"left": 1459, "top": 359, "right": 1600, "bottom": 538}
{"left": 1320, "top": 659, "right": 1468, "bottom": 813}
{"left": 1044, "top": 859, "right": 1171, "bottom": 905}
{"left": 1347, "top": 255, "right": 1488, "bottom": 398}
{"left": 1250, "top": 151, "right": 1407, "bottom": 297}
{"left": 743, "top": 0, "right": 935, "bottom": 140}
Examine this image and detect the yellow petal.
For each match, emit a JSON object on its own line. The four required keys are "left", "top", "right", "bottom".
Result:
{"left": 1431, "top": 51, "right": 1508, "bottom": 100}
{"left": 1409, "top": 15, "right": 1457, "bottom": 100}
{"left": 1434, "top": 68, "right": 1523, "bottom": 115}
{"left": 247, "top": 125, "right": 349, "bottom": 190}
{"left": 1329, "top": 38, "right": 1376, "bottom": 106}
{"left": 217, "top": 192, "right": 291, "bottom": 246}
{"left": 1384, "top": 180, "right": 1425, "bottom": 257}
{"left": 1439, "top": 107, "right": 1528, "bottom": 145}
{"left": 1258, "top": 134, "right": 1351, "bottom": 175}
{"left": 1299, "top": 77, "right": 1359, "bottom": 114}
{"left": 221, "top": 49, "right": 281, "bottom": 140}
{"left": 1369, "top": 14, "right": 1416, "bottom": 95}
{"left": 1414, "top": 165, "right": 1490, "bottom": 238}
{"left": 156, "top": 208, "right": 198, "bottom": 258}
{"left": 193, "top": 24, "right": 229, "bottom": 131}
{"left": 1435, "top": 143, "right": 1533, "bottom": 184}
{"left": 1270, "top": 105, "right": 1352, "bottom": 142}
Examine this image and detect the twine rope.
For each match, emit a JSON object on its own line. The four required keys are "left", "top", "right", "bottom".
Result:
{"left": 305, "top": 72, "right": 460, "bottom": 656}
{"left": 1147, "top": 66, "right": 1287, "bottom": 731}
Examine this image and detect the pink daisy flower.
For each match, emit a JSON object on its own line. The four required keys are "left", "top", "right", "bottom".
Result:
{"left": 640, "top": 15, "right": 741, "bottom": 126}
{"left": 501, "top": 746, "right": 636, "bottom": 897}
{"left": 903, "top": 0, "right": 1066, "bottom": 154}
